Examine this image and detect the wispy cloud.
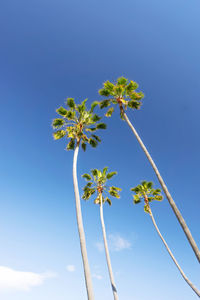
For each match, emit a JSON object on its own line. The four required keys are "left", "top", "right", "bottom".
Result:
{"left": 95, "top": 234, "right": 131, "bottom": 252}
{"left": 95, "top": 242, "right": 104, "bottom": 252}
{"left": 0, "top": 266, "right": 56, "bottom": 292}
{"left": 92, "top": 274, "right": 102, "bottom": 280}
{"left": 66, "top": 265, "right": 75, "bottom": 272}
{"left": 109, "top": 234, "right": 131, "bottom": 251}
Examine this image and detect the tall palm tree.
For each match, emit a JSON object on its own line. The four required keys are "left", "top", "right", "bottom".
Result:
{"left": 52, "top": 98, "right": 106, "bottom": 300}
{"left": 98, "top": 77, "right": 200, "bottom": 263}
{"left": 82, "top": 167, "right": 121, "bottom": 300}
{"left": 131, "top": 181, "right": 200, "bottom": 297}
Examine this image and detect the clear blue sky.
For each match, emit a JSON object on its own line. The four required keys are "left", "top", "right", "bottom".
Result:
{"left": 0, "top": 0, "right": 199, "bottom": 299}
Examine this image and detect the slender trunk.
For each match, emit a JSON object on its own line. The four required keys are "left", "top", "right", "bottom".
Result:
{"left": 99, "top": 194, "right": 119, "bottom": 300}
{"left": 122, "top": 111, "right": 200, "bottom": 263}
{"left": 73, "top": 143, "right": 94, "bottom": 300}
{"left": 149, "top": 208, "right": 200, "bottom": 297}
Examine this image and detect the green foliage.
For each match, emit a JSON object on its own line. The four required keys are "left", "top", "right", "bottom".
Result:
{"left": 56, "top": 106, "right": 68, "bottom": 116}
{"left": 53, "top": 130, "right": 66, "bottom": 140}
{"left": 105, "top": 107, "right": 114, "bottom": 117}
{"left": 91, "top": 134, "right": 101, "bottom": 142}
{"left": 92, "top": 114, "right": 101, "bottom": 122}
{"left": 81, "top": 142, "right": 87, "bottom": 151}
{"left": 96, "top": 123, "right": 107, "bottom": 129}
{"left": 99, "top": 100, "right": 110, "bottom": 109}
{"left": 67, "top": 138, "right": 75, "bottom": 150}
{"left": 131, "top": 181, "right": 163, "bottom": 213}
{"left": 90, "top": 101, "right": 99, "bottom": 112}
{"left": 52, "top": 118, "right": 65, "bottom": 129}
{"left": 66, "top": 98, "right": 76, "bottom": 109}
{"left": 82, "top": 167, "right": 121, "bottom": 206}
{"left": 53, "top": 98, "right": 107, "bottom": 151}
{"left": 99, "top": 89, "right": 110, "bottom": 97}
{"left": 98, "top": 77, "right": 145, "bottom": 116}
{"left": 106, "top": 172, "right": 117, "bottom": 179}
{"left": 77, "top": 99, "right": 87, "bottom": 113}
{"left": 117, "top": 77, "right": 128, "bottom": 86}
{"left": 89, "top": 138, "right": 98, "bottom": 148}
{"left": 144, "top": 204, "right": 150, "bottom": 214}
{"left": 82, "top": 173, "right": 92, "bottom": 181}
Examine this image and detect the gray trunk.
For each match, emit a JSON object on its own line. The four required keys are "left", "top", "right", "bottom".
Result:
{"left": 123, "top": 111, "right": 200, "bottom": 263}
{"left": 149, "top": 210, "right": 200, "bottom": 297}
{"left": 99, "top": 194, "right": 119, "bottom": 300}
{"left": 73, "top": 144, "right": 95, "bottom": 300}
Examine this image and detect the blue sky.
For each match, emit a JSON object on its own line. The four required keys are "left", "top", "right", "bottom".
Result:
{"left": 0, "top": 0, "right": 200, "bottom": 299}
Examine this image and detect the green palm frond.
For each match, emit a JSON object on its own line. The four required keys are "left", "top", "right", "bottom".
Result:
{"left": 67, "top": 138, "right": 75, "bottom": 150}
{"left": 89, "top": 138, "right": 98, "bottom": 148}
{"left": 105, "top": 197, "right": 112, "bottom": 206}
{"left": 92, "top": 114, "right": 101, "bottom": 122}
{"left": 117, "top": 77, "right": 128, "bottom": 86}
{"left": 53, "top": 130, "right": 66, "bottom": 140}
{"left": 56, "top": 106, "right": 68, "bottom": 116}
{"left": 99, "top": 89, "right": 110, "bottom": 97}
{"left": 96, "top": 123, "right": 107, "bottom": 129}
{"left": 98, "top": 77, "right": 145, "bottom": 117}
{"left": 106, "top": 172, "right": 117, "bottom": 179}
{"left": 131, "top": 181, "right": 163, "bottom": 212}
{"left": 105, "top": 107, "right": 114, "bottom": 117}
{"left": 52, "top": 118, "right": 65, "bottom": 129}
{"left": 53, "top": 98, "right": 107, "bottom": 151}
{"left": 82, "top": 173, "right": 92, "bottom": 181}
{"left": 90, "top": 101, "right": 99, "bottom": 112}
{"left": 91, "top": 134, "right": 101, "bottom": 142}
{"left": 99, "top": 100, "right": 110, "bottom": 108}
{"left": 82, "top": 167, "right": 121, "bottom": 205}
{"left": 66, "top": 98, "right": 76, "bottom": 109}
{"left": 81, "top": 142, "right": 87, "bottom": 151}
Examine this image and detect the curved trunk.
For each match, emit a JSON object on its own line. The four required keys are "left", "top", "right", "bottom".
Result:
{"left": 99, "top": 194, "right": 119, "bottom": 300}
{"left": 123, "top": 111, "right": 200, "bottom": 263}
{"left": 149, "top": 209, "right": 200, "bottom": 297}
{"left": 73, "top": 144, "right": 94, "bottom": 300}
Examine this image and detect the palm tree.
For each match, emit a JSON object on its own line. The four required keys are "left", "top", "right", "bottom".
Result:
{"left": 82, "top": 167, "right": 121, "bottom": 300}
{"left": 131, "top": 181, "right": 200, "bottom": 297}
{"left": 98, "top": 77, "right": 200, "bottom": 263}
{"left": 52, "top": 98, "right": 106, "bottom": 300}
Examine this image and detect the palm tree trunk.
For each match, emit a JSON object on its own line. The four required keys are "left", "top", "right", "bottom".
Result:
{"left": 149, "top": 209, "right": 200, "bottom": 297}
{"left": 99, "top": 194, "right": 119, "bottom": 300}
{"left": 122, "top": 111, "right": 200, "bottom": 263}
{"left": 73, "top": 143, "right": 94, "bottom": 300}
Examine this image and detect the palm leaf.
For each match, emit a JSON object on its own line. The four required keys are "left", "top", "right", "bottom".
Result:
{"left": 67, "top": 138, "right": 75, "bottom": 150}
{"left": 91, "top": 134, "right": 101, "bottom": 142}
{"left": 96, "top": 123, "right": 107, "bottom": 130}
{"left": 90, "top": 101, "right": 99, "bottom": 112}
{"left": 52, "top": 118, "right": 65, "bottom": 129}
{"left": 89, "top": 138, "right": 98, "bottom": 148}
{"left": 106, "top": 171, "right": 117, "bottom": 179}
{"left": 66, "top": 98, "right": 76, "bottom": 109}
{"left": 82, "top": 173, "right": 92, "bottom": 181}
{"left": 99, "top": 100, "right": 110, "bottom": 109}
{"left": 105, "top": 107, "right": 114, "bottom": 117}
{"left": 56, "top": 106, "right": 68, "bottom": 116}
{"left": 53, "top": 130, "right": 66, "bottom": 140}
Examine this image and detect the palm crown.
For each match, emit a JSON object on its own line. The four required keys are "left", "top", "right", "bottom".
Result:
{"left": 98, "top": 77, "right": 144, "bottom": 118}
{"left": 82, "top": 168, "right": 122, "bottom": 205}
{"left": 131, "top": 181, "right": 163, "bottom": 213}
{"left": 52, "top": 98, "right": 107, "bottom": 151}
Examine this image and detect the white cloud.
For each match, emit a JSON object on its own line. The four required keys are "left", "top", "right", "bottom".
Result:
{"left": 109, "top": 234, "right": 131, "bottom": 251}
{"left": 0, "top": 266, "right": 56, "bottom": 292}
{"left": 95, "top": 234, "right": 131, "bottom": 252}
{"left": 92, "top": 274, "right": 102, "bottom": 280}
{"left": 95, "top": 242, "right": 104, "bottom": 252}
{"left": 66, "top": 265, "right": 75, "bottom": 272}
